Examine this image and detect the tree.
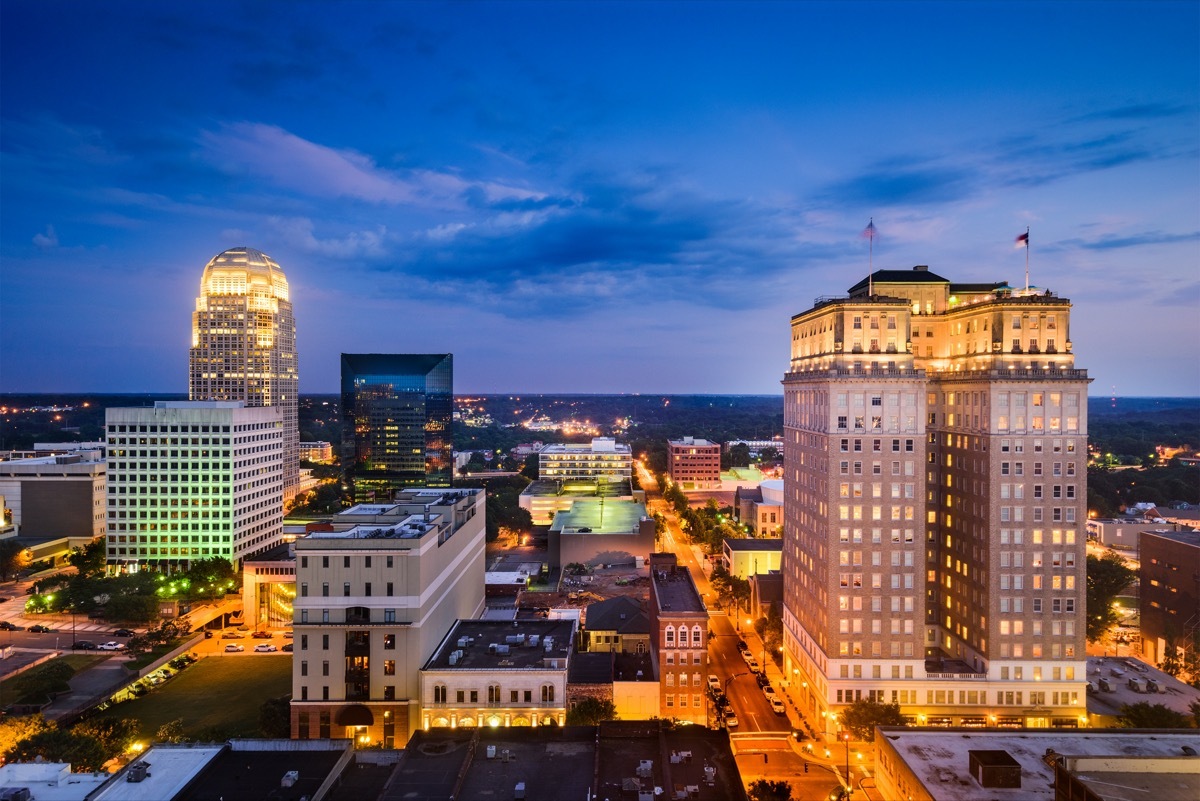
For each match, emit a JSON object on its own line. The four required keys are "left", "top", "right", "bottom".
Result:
{"left": 726, "top": 443, "right": 751, "bottom": 469}
{"left": 155, "top": 719, "right": 186, "bottom": 743}
{"left": 67, "top": 539, "right": 106, "bottom": 578}
{"left": 1116, "top": 702, "right": 1192, "bottom": 729}
{"left": 566, "top": 697, "right": 617, "bottom": 726}
{"left": 0, "top": 540, "right": 31, "bottom": 581}
{"left": 838, "top": 698, "right": 906, "bottom": 742}
{"left": 747, "top": 779, "right": 792, "bottom": 801}
{"left": 1086, "top": 552, "right": 1136, "bottom": 642}
{"left": 0, "top": 715, "right": 51, "bottom": 757}
{"left": 105, "top": 594, "right": 160, "bottom": 624}
{"left": 1190, "top": 700, "right": 1200, "bottom": 729}
{"left": 259, "top": 696, "right": 292, "bottom": 738}
{"left": 5, "top": 728, "right": 109, "bottom": 772}
{"left": 71, "top": 717, "right": 140, "bottom": 760}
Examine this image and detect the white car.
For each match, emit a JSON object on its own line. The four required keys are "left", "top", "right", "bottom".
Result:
{"left": 224, "top": 643, "right": 245, "bottom": 652}
{"left": 707, "top": 675, "right": 721, "bottom": 690}
{"left": 97, "top": 641, "right": 125, "bottom": 651}
{"left": 763, "top": 685, "right": 778, "bottom": 699}
{"left": 724, "top": 714, "right": 739, "bottom": 729}
{"left": 747, "top": 659, "right": 761, "bottom": 674}
{"left": 254, "top": 644, "right": 278, "bottom": 652}
{"left": 770, "top": 697, "right": 786, "bottom": 715}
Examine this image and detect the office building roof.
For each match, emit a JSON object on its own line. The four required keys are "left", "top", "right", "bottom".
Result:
{"left": 425, "top": 619, "right": 576, "bottom": 671}
{"left": 91, "top": 745, "right": 225, "bottom": 801}
{"left": 723, "top": 538, "right": 784, "bottom": 552}
{"left": 549, "top": 500, "right": 649, "bottom": 535}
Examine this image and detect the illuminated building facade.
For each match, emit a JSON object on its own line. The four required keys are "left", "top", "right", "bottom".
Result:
{"left": 290, "top": 488, "right": 485, "bottom": 747}
{"left": 538, "top": 438, "right": 632, "bottom": 483}
{"left": 189, "top": 247, "right": 298, "bottom": 501}
{"left": 340, "top": 354, "right": 453, "bottom": 502}
{"left": 648, "top": 553, "right": 709, "bottom": 725}
{"left": 667, "top": 437, "right": 721, "bottom": 489}
{"left": 782, "top": 266, "right": 1089, "bottom": 734}
{"left": 104, "top": 401, "right": 285, "bottom": 569}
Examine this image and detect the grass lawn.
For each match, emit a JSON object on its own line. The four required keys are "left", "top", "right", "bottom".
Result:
{"left": 94, "top": 655, "right": 291, "bottom": 739}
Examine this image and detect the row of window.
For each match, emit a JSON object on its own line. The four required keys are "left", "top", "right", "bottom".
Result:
{"left": 300, "top": 554, "right": 395, "bottom": 569}
{"left": 430, "top": 685, "right": 557, "bottom": 704}
{"left": 301, "top": 581, "right": 396, "bottom": 598}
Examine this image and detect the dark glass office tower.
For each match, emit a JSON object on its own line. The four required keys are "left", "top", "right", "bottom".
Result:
{"left": 340, "top": 354, "right": 453, "bottom": 501}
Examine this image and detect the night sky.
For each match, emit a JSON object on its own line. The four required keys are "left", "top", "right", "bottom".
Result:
{"left": 2, "top": 1, "right": 1197, "bottom": 396}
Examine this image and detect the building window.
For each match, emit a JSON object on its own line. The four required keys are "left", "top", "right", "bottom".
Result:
{"left": 541, "top": 685, "right": 555, "bottom": 703}
{"left": 384, "top": 635, "right": 395, "bottom": 650}
{"left": 384, "top": 660, "right": 395, "bottom": 676}
{"left": 434, "top": 685, "right": 447, "bottom": 703}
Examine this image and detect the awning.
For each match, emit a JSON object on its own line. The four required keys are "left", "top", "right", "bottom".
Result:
{"left": 335, "top": 705, "right": 375, "bottom": 726}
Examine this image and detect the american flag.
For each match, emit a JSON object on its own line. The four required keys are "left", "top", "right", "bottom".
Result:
{"left": 861, "top": 219, "right": 877, "bottom": 240}
{"left": 1015, "top": 231, "right": 1029, "bottom": 248}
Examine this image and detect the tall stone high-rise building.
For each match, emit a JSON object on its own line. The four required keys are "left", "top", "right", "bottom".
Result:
{"left": 189, "top": 247, "right": 298, "bottom": 501}
{"left": 781, "top": 266, "right": 1090, "bottom": 736}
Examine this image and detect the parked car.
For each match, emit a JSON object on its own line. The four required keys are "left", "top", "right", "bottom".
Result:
{"left": 762, "top": 685, "right": 778, "bottom": 699}
{"left": 28, "top": 624, "right": 53, "bottom": 633}
{"left": 0, "top": 621, "right": 23, "bottom": 631}
{"left": 747, "top": 659, "right": 762, "bottom": 674}
{"left": 97, "top": 641, "right": 125, "bottom": 651}
{"left": 770, "top": 698, "right": 786, "bottom": 715}
{"left": 724, "top": 714, "right": 739, "bottom": 729}
{"left": 756, "top": 673, "right": 771, "bottom": 688}
{"left": 224, "top": 644, "right": 245, "bottom": 653}
{"left": 113, "top": 628, "right": 136, "bottom": 637}
{"left": 736, "top": 638, "right": 747, "bottom": 651}
{"left": 254, "top": 644, "right": 278, "bottom": 653}
{"left": 221, "top": 631, "right": 243, "bottom": 639}
{"left": 72, "top": 641, "right": 97, "bottom": 650}
{"left": 707, "top": 675, "right": 721, "bottom": 690}
{"left": 282, "top": 631, "right": 294, "bottom": 638}
{"left": 251, "top": 631, "right": 272, "bottom": 639}
{"left": 281, "top": 643, "right": 294, "bottom": 652}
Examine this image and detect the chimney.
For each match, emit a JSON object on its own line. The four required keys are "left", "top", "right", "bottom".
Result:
{"left": 914, "top": 265, "right": 928, "bottom": 271}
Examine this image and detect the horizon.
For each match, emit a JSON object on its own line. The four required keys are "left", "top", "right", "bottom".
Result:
{"left": 2, "top": 2, "right": 1198, "bottom": 397}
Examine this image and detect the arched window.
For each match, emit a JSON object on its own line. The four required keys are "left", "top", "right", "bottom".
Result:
{"left": 636, "top": 641, "right": 647, "bottom": 654}
{"left": 433, "top": 684, "right": 447, "bottom": 704}
{"left": 691, "top": 625, "right": 703, "bottom": 646}
{"left": 488, "top": 684, "right": 501, "bottom": 704}
{"left": 541, "top": 684, "right": 555, "bottom": 703}
{"left": 665, "top": 625, "right": 675, "bottom": 646}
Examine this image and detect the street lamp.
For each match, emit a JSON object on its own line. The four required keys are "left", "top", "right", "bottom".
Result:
{"left": 843, "top": 731, "right": 852, "bottom": 797}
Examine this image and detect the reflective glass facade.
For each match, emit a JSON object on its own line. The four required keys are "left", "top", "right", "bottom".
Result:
{"left": 340, "top": 354, "right": 453, "bottom": 501}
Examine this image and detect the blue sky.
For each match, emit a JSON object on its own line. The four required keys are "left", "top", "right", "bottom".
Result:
{"left": 2, "top": 1, "right": 1197, "bottom": 396}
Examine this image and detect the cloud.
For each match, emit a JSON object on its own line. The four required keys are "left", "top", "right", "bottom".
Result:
{"left": 1050, "top": 230, "right": 1200, "bottom": 252}
{"left": 32, "top": 225, "right": 58, "bottom": 249}
{"left": 1071, "top": 102, "right": 1193, "bottom": 122}
{"left": 821, "top": 165, "right": 976, "bottom": 207}
{"left": 265, "top": 217, "right": 391, "bottom": 259}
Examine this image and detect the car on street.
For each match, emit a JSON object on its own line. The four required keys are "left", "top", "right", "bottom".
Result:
{"left": 747, "top": 658, "right": 762, "bottom": 674}
{"left": 770, "top": 697, "right": 786, "bottom": 715}
{"left": 724, "top": 714, "right": 739, "bottom": 729}
{"left": 221, "top": 631, "right": 243, "bottom": 639}
{"left": 72, "top": 641, "right": 97, "bottom": 650}
{"left": 707, "top": 674, "right": 721, "bottom": 690}
{"left": 756, "top": 673, "right": 771, "bottom": 688}
{"left": 740, "top": 648, "right": 753, "bottom": 662}
{"left": 113, "top": 628, "right": 136, "bottom": 637}
{"left": 224, "top": 644, "right": 245, "bottom": 652}
{"left": 0, "top": 621, "right": 23, "bottom": 631}
{"left": 251, "top": 631, "right": 272, "bottom": 639}
{"left": 28, "top": 624, "right": 53, "bottom": 633}
{"left": 281, "top": 643, "right": 293, "bottom": 652}
{"left": 98, "top": 641, "right": 126, "bottom": 651}
{"left": 736, "top": 639, "right": 747, "bottom": 651}
{"left": 763, "top": 684, "right": 777, "bottom": 698}
{"left": 282, "top": 631, "right": 294, "bottom": 638}
{"left": 254, "top": 644, "right": 278, "bottom": 652}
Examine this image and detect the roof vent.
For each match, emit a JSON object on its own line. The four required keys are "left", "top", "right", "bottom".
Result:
{"left": 914, "top": 265, "right": 929, "bottom": 271}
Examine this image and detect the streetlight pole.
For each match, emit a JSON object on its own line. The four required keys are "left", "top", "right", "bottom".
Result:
{"left": 843, "top": 732, "right": 852, "bottom": 798}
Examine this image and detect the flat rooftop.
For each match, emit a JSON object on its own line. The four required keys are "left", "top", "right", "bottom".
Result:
{"left": 723, "top": 538, "right": 783, "bottom": 552}
{"left": 425, "top": 619, "right": 576, "bottom": 671}
{"left": 91, "top": 745, "right": 225, "bottom": 801}
{"left": 520, "top": 478, "right": 635, "bottom": 498}
{"left": 175, "top": 743, "right": 348, "bottom": 801}
{"left": 549, "top": 499, "right": 649, "bottom": 535}
{"left": 879, "top": 728, "right": 1200, "bottom": 801}
{"left": 652, "top": 564, "right": 705, "bottom": 613}
{"left": 1087, "top": 656, "right": 1200, "bottom": 719}
{"left": 305, "top": 514, "right": 442, "bottom": 540}
{"left": 1142, "top": 530, "right": 1200, "bottom": 547}
{"left": 0, "top": 763, "right": 109, "bottom": 801}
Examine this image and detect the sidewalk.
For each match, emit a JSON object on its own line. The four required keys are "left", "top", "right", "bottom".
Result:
{"left": 42, "top": 657, "right": 132, "bottom": 722}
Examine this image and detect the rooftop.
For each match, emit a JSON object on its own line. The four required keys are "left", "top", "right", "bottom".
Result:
{"left": 91, "top": 744, "right": 225, "bottom": 801}
{"left": 670, "top": 437, "right": 718, "bottom": 447}
{"left": 585, "top": 595, "right": 649, "bottom": 635}
{"left": 304, "top": 514, "right": 442, "bottom": 540}
{"left": 651, "top": 561, "right": 706, "bottom": 614}
{"left": 0, "top": 763, "right": 109, "bottom": 801}
{"left": 540, "top": 438, "right": 630, "bottom": 455}
{"left": 1087, "top": 656, "right": 1200, "bottom": 719}
{"left": 1142, "top": 530, "right": 1200, "bottom": 548}
{"left": 174, "top": 740, "right": 350, "bottom": 801}
{"left": 424, "top": 619, "right": 576, "bottom": 671}
{"left": 723, "top": 538, "right": 784, "bottom": 552}
{"left": 549, "top": 499, "right": 650, "bottom": 535}
{"left": 520, "top": 478, "right": 635, "bottom": 498}
{"left": 879, "top": 728, "right": 1200, "bottom": 801}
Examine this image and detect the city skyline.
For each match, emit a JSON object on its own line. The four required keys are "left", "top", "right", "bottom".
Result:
{"left": 2, "top": 2, "right": 1197, "bottom": 397}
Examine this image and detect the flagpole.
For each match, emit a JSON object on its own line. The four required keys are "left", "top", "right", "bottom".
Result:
{"left": 1024, "top": 226, "right": 1030, "bottom": 292}
{"left": 868, "top": 217, "right": 874, "bottom": 297}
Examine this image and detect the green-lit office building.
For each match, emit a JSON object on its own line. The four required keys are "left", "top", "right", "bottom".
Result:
{"left": 340, "top": 354, "right": 453, "bottom": 501}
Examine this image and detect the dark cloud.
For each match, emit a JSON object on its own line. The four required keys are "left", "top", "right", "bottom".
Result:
{"left": 821, "top": 165, "right": 976, "bottom": 207}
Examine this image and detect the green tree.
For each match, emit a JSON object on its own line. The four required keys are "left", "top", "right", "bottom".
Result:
{"left": 838, "top": 698, "right": 907, "bottom": 742}
{"left": 1086, "top": 552, "right": 1136, "bottom": 642}
{"left": 259, "top": 696, "right": 292, "bottom": 738}
{"left": 5, "top": 728, "right": 109, "bottom": 772}
{"left": 0, "top": 540, "right": 32, "bottom": 581}
{"left": 566, "top": 697, "right": 618, "bottom": 726}
{"left": 67, "top": 539, "right": 107, "bottom": 578}
{"left": 520, "top": 453, "right": 539, "bottom": 481}
{"left": 155, "top": 719, "right": 186, "bottom": 743}
{"left": 0, "top": 715, "right": 51, "bottom": 757}
{"left": 726, "top": 443, "right": 751, "bottom": 469}
{"left": 747, "top": 779, "right": 792, "bottom": 801}
{"left": 71, "top": 717, "right": 140, "bottom": 760}
{"left": 105, "top": 594, "right": 160, "bottom": 624}
{"left": 1116, "top": 702, "right": 1192, "bottom": 729}
{"left": 12, "top": 660, "right": 76, "bottom": 704}
{"left": 1190, "top": 700, "right": 1200, "bottom": 728}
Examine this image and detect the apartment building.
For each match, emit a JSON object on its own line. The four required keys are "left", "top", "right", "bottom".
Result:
{"left": 648, "top": 553, "right": 709, "bottom": 725}
{"left": 667, "top": 437, "right": 721, "bottom": 489}
{"left": 1139, "top": 530, "right": 1200, "bottom": 666}
{"left": 104, "top": 401, "right": 284, "bottom": 569}
{"left": 290, "top": 488, "right": 485, "bottom": 747}
{"left": 782, "top": 266, "right": 1089, "bottom": 735}
{"left": 538, "top": 438, "right": 632, "bottom": 483}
